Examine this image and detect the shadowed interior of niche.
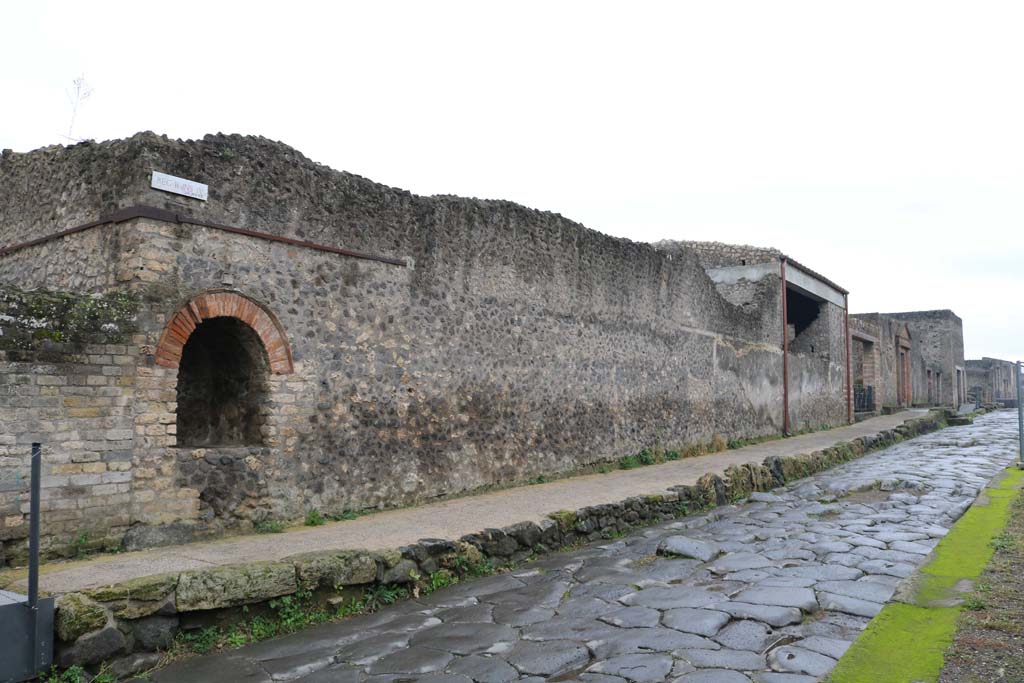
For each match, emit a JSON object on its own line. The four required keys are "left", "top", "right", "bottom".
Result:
{"left": 176, "top": 316, "right": 269, "bottom": 447}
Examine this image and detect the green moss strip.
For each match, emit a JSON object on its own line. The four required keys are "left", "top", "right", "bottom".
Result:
{"left": 827, "top": 466, "right": 1024, "bottom": 683}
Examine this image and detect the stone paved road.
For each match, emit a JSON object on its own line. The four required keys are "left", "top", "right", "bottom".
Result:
{"left": 153, "top": 411, "right": 1020, "bottom": 683}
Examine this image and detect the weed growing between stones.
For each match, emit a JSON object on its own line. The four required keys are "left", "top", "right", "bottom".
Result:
{"left": 163, "top": 560, "right": 503, "bottom": 663}
{"left": 616, "top": 438, "right": 728, "bottom": 470}
{"left": 304, "top": 509, "right": 325, "bottom": 526}
{"left": 254, "top": 520, "right": 284, "bottom": 534}
{"left": 328, "top": 509, "right": 371, "bottom": 521}
{"left": 70, "top": 531, "right": 90, "bottom": 559}
{"left": 40, "top": 664, "right": 116, "bottom": 683}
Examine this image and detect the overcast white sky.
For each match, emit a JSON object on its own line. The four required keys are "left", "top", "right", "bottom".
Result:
{"left": 3, "top": 1, "right": 1022, "bottom": 360}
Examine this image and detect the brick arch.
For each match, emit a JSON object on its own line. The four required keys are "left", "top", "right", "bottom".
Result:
{"left": 155, "top": 291, "right": 294, "bottom": 374}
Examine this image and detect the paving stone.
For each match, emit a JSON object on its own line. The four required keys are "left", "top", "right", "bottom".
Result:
{"left": 815, "top": 580, "right": 893, "bottom": 604}
{"left": 756, "top": 577, "right": 816, "bottom": 588}
{"left": 150, "top": 653, "right": 272, "bottom": 683}
{"left": 521, "top": 617, "right": 622, "bottom": 642}
{"left": 890, "top": 540, "right": 933, "bottom": 555}
{"left": 410, "top": 623, "right": 516, "bottom": 655}
{"left": 579, "top": 675, "right": 628, "bottom": 683}
{"left": 793, "top": 635, "right": 851, "bottom": 660}
{"left": 723, "top": 569, "right": 774, "bottom": 583}
{"left": 572, "top": 583, "right": 635, "bottom": 602}
{"left": 482, "top": 580, "right": 569, "bottom": 609}
{"left": 870, "top": 531, "right": 928, "bottom": 543}
{"left": 750, "top": 673, "right": 817, "bottom": 683}
{"left": 291, "top": 663, "right": 362, "bottom": 683}
{"left": 662, "top": 608, "right": 731, "bottom": 636}
{"left": 600, "top": 606, "right": 662, "bottom": 628}
{"left": 639, "top": 559, "right": 704, "bottom": 584}
{"left": 365, "top": 647, "right": 453, "bottom": 675}
{"left": 505, "top": 640, "right": 591, "bottom": 677}
{"left": 731, "top": 588, "right": 818, "bottom": 613}
{"left": 674, "top": 648, "right": 766, "bottom": 670}
{"left": 674, "top": 670, "right": 752, "bottom": 683}
{"left": 620, "top": 586, "right": 728, "bottom": 609}
{"left": 446, "top": 655, "right": 520, "bottom": 683}
{"left": 816, "top": 592, "right": 884, "bottom": 618}
{"left": 749, "top": 493, "right": 783, "bottom": 503}
{"left": 435, "top": 603, "right": 495, "bottom": 623}
{"left": 377, "top": 613, "right": 443, "bottom": 633}
{"left": 713, "top": 620, "right": 781, "bottom": 652}
{"left": 659, "top": 536, "right": 719, "bottom": 562}
{"left": 589, "top": 627, "right": 720, "bottom": 658}
{"left": 559, "top": 597, "right": 617, "bottom": 619}
{"left": 822, "top": 552, "right": 864, "bottom": 567}
{"left": 716, "top": 602, "right": 804, "bottom": 627}
{"left": 259, "top": 649, "right": 336, "bottom": 681}
{"left": 587, "top": 654, "right": 674, "bottom": 682}
{"left": 708, "top": 553, "right": 774, "bottom": 575}
{"left": 763, "top": 549, "right": 816, "bottom": 562}
{"left": 843, "top": 534, "right": 887, "bottom": 549}
{"left": 335, "top": 632, "right": 411, "bottom": 665}
{"left": 492, "top": 604, "right": 556, "bottom": 626}
{"left": 855, "top": 558, "right": 915, "bottom": 577}
{"left": 670, "top": 660, "right": 698, "bottom": 677}
{"left": 809, "top": 541, "right": 853, "bottom": 554}
{"left": 767, "top": 646, "right": 837, "bottom": 677}
{"left": 775, "top": 564, "right": 863, "bottom": 581}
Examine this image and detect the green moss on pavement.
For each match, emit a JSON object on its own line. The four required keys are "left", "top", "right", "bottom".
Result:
{"left": 827, "top": 467, "right": 1024, "bottom": 683}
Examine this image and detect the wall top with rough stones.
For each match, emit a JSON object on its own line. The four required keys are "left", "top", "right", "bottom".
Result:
{"left": 0, "top": 132, "right": 798, "bottom": 349}
{"left": 3, "top": 133, "right": 634, "bottom": 263}
{"left": 857, "top": 309, "right": 963, "bottom": 325}
{"left": 652, "top": 240, "right": 783, "bottom": 270}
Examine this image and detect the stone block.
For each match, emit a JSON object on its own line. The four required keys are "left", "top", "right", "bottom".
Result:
{"left": 55, "top": 593, "right": 109, "bottom": 642}
{"left": 56, "top": 625, "right": 127, "bottom": 668}
{"left": 290, "top": 549, "right": 378, "bottom": 589}
{"left": 176, "top": 561, "right": 297, "bottom": 611}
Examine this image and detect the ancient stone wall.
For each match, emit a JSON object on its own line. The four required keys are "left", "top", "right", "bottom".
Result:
{"left": 850, "top": 314, "right": 904, "bottom": 410}
{"left": 890, "top": 310, "right": 965, "bottom": 408}
{"left": 653, "top": 240, "right": 782, "bottom": 269}
{"left": 966, "top": 357, "right": 1017, "bottom": 404}
{"left": 851, "top": 310, "right": 965, "bottom": 409}
{"left": 0, "top": 133, "right": 851, "bottom": 555}
{"left": 787, "top": 300, "right": 849, "bottom": 429}
{"left": 0, "top": 287, "right": 144, "bottom": 560}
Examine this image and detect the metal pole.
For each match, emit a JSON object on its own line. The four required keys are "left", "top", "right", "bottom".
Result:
{"left": 844, "top": 293, "right": 853, "bottom": 424}
{"left": 781, "top": 259, "right": 790, "bottom": 436}
{"left": 1016, "top": 362, "right": 1023, "bottom": 469}
{"left": 28, "top": 443, "right": 41, "bottom": 671}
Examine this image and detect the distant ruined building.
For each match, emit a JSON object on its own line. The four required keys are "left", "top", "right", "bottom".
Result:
{"left": 0, "top": 133, "right": 971, "bottom": 561}
{"left": 849, "top": 310, "right": 968, "bottom": 417}
{"left": 966, "top": 357, "right": 1019, "bottom": 407}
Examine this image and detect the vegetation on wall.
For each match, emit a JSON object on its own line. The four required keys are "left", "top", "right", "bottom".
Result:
{"left": 0, "top": 285, "right": 137, "bottom": 350}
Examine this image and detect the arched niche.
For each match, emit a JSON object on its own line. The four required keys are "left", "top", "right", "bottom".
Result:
{"left": 155, "top": 291, "right": 293, "bottom": 447}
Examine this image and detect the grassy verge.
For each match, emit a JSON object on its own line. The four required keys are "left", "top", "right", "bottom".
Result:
{"left": 938, "top": 470, "right": 1024, "bottom": 683}
{"left": 826, "top": 466, "right": 1024, "bottom": 683}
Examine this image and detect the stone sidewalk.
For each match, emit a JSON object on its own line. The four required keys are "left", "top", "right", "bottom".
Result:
{"left": 2, "top": 411, "right": 928, "bottom": 596}
{"left": 149, "top": 410, "right": 1020, "bottom": 682}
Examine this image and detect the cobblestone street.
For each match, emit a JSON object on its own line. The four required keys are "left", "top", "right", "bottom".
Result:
{"left": 153, "top": 411, "right": 1020, "bottom": 683}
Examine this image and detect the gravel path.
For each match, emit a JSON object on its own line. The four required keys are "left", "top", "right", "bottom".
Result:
{"left": 152, "top": 411, "right": 1020, "bottom": 683}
